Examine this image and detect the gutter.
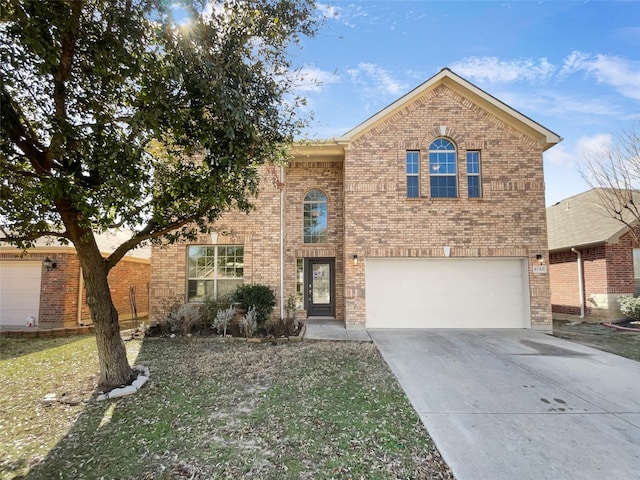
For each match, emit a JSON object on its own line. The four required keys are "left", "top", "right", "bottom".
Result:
{"left": 571, "top": 248, "right": 585, "bottom": 318}
{"left": 547, "top": 240, "right": 606, "bottom": 254}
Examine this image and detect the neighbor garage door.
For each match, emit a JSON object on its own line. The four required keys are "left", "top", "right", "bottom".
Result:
{"left": 365, "top": 258, "right": 529, "bottom": 328}
{"left": 0, "top": 262, "right": 42, "bottom": 327}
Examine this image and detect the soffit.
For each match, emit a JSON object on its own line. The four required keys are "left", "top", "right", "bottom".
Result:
{"left": 290, "top": 141, "right": 345, "bottom": 162}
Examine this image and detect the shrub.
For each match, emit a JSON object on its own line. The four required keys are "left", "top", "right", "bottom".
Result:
{"left": 231, "top": 284, "right": 276, "bottom": 325}
{"left": 239, "top": 306, "right": 257, "bottom": 337}
{"left": 203, "top": 293, "right": 233, "bottom": 329}
{"left": 618, "top": 295, "right": 640, "bottom": 320}
{"left": 168, "top": 304, "right": 201, "bottom": 336}
{"left": 152, "top": 296, "right": 183, "bottom": 335}
{"left": 285, "top": 294, "right": 299, "bottom": 330}
{"left": 265, "top": 293, "right": 300, "bottom": 337}
{"left": 212, "top": 305, "right": 235, "bottom": 336}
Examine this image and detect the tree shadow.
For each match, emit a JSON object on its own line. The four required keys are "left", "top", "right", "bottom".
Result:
{"left": 14, "top": 336, "right": 196, "bottom": 480}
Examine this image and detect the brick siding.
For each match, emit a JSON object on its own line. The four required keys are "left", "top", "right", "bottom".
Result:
{"left": 150, "top": 172, "right": 284, "bottom": 320}
{"left": 343, "top": 84, "right": 550, "bottom": 327}
{"left": 549, "top": 250, "right": 583, "bottom": 315}
{"left": 550, "top": 228, "right": 639, "bottom": 318}
{"left": 0, "top": 250, "right": 149, "bottom": 328}
{"left": 151, "top": 82, "right": 552, "bottom": 328}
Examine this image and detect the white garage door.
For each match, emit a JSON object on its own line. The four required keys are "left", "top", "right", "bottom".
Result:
{"left": 0, "top": 262, "right": 42, "bottom": 327}
{"left": 365, "top": 258, "right": 530, "bottom": 328}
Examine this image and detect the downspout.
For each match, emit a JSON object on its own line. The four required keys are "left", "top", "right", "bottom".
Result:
{"left": 279, "top": 165, "right": 285, "bottom": 320}
{"left": 77, "top": 266, "right": 84, "bottom": 326}
{"left": 571, "top": 248, "right": 585, "bottom": 318}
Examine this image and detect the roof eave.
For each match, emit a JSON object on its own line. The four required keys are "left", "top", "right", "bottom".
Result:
{"left": 548, "top": 241, "right": 607, "bottom": 253}
{"left": 291, "top": 140, "right": 345, "bottom": 161}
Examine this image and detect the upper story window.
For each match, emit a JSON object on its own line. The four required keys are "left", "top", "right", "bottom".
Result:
{"left": 429, "top": 138, "right": 457, "bottom": 198}
{"left": 187, "top": 245, "right": 244, "bottom": 302}
{"left": 406, "top": 151, "right": 420, "bottom": 198}
{"left": 303, "top": 190, "right": 328, "bottom": 243}
{"left": 467, "top": 150, "right": 481, "bottom": 198}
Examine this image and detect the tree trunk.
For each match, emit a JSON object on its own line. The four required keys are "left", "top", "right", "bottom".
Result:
{"left": 76, "top": 241, "right": 133, "bottom": 390}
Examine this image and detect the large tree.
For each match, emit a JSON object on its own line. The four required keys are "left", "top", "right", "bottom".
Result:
{"left": 0, "top": 0, "right": 317, "bottom": 389}
{"left": 582, "top": 121, "right": 640, "bottom": 240}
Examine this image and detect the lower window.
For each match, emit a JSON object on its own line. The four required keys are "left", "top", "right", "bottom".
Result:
{"left": 296, "top": 258, "right": 304, "bottom": 309}
{"left": 430, "top": 176, "right": 457, "bottom": 198}
{"left": 187, "top": 245, "right": 244, "bottom": 302}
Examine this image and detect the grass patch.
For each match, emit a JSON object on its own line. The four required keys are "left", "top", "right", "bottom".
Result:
{"left": 0, "top": 335, "right": 141, "bottom": 479}
{"left": 553, "top": 320, "right": 640, "bottom": 362}
{"left": 0, "top": 336, "right": 453, "bottom": 479}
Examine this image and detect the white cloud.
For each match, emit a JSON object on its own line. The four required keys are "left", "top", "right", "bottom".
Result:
{"left": 576, "top": 133, "right": 613, "bottom": 160}
{"left": 316, "top": 2, "right": 363, "bottom": 28}
{"left": 545, "top": 133, "right": 612, "bottom": 168}
{"left": 316, "top": 3, "right": 340, "bottom": 20}
{"left": 450, "top": 52, "right": 640, "bottom": 102}
{"left": 545, "top": 144, "right": 575, "bottom": 167}
{"left": 450, "top": 56, "right": 556, "bottom": 83}
{"left": 347, "top": 63, "right": 408, "bottom": 97}
{"left": 497, "top": 89, "right": 622, "bottom": 117}
{"left": 294, "top": 66, "right": 340, "bottom": 93}
{"left": 561, "top": 51, "right": 640, "bottom": 101}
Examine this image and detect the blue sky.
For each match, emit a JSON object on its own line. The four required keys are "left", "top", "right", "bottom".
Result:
{"left": 290, "top": 1, "right": 640, "bottom": 206}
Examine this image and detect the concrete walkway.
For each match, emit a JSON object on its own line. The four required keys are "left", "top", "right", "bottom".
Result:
{"left": 303, "top": 318, "right": 371, "bottom": 341}
{"left": 369, "top": 329, "right": 640, "bottom": 480}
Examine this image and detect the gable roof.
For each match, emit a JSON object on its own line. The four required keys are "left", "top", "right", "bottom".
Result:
{"left": 547, "top": 188, "right": 639, "bottom": 251}
{"left": 337, "top": 68, "right": 562, "bottom": 150}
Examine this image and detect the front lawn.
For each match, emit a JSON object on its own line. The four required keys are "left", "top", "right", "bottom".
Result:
{"left": 553, "top": 320, "right": 640, "bottom": 362}
{"left": 0, "top": 335, "right": 453, "bottom": 479}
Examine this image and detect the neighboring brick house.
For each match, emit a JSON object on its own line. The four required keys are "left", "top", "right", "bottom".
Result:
{"left": 150, "top": 68, "right": 561, "bottom": 330}
{"left": 0, "top": 231, "right": 150, "bottom": 329}
{"left": 548, "top": 188, "right": 640, "bottom": 321}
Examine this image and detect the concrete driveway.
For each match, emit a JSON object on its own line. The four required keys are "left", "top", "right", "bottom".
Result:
{"left": 369, "top": 329, "right": 640, "bottom": 480}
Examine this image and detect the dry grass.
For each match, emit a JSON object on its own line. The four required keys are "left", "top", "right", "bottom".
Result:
{"left": 553, "top": 320, "right": 640, "bottom": 362}
{"left": 0, "top": 335, "right": 453, "bottom": 479}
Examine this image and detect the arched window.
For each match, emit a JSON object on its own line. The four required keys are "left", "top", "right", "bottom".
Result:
{"left": 303, "top": 190, "right": 328, "bottom": 243}
{"left": 429, "top": 138, "right": 457, "bottom": 198}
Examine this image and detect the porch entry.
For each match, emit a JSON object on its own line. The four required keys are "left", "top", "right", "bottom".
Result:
{"left": 304, "top": 258, "right": 335, "bottom": 317}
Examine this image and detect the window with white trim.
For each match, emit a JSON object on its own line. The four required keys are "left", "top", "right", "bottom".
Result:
{"left": 296, "top": 258, "right": 304, "bottom": 309}
{"left": 406, "top": 150, "right": 420, "bottom": 198}
{"left": 303, "top": 190, "right": 328, "bottom": 243}
{"left": 467, "top": 150, "right": 481, "bottom": 198}
{"left": 187, "top": 245, "right": 243, "bottom": 302}
{"left": 429, "top": 138, "right": 457, "bottom": 198}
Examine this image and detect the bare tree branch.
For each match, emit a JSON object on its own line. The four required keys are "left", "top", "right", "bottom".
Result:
{"left": 581, "top": 121, "right": 640, "bottom": 243}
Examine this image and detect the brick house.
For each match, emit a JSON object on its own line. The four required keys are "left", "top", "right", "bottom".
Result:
{"left": 548, "top": 188, "right": 639, "bottom": 321}
{"left": 150, "top": 68, "right": 561, "bottom": 330}
{"left": 0, "top": 231, "right": 150, "bottom": 329}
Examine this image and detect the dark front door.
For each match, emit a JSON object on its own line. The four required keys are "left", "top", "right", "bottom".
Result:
{"left": 306, "top": 258, "right": 335, "bottom": 317}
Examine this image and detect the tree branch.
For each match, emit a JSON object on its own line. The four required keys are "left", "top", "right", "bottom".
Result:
{"left": 104, "top": 213, "right": 205, "bottom": 270}
{"left": 1, "top": 157, "right": 47, "bottom": 179}
{"left": 0, "top": 86, "right": 50, "bottom": 174}
{"left": 47, "top": 0, "right": 83, "bottom": 169}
